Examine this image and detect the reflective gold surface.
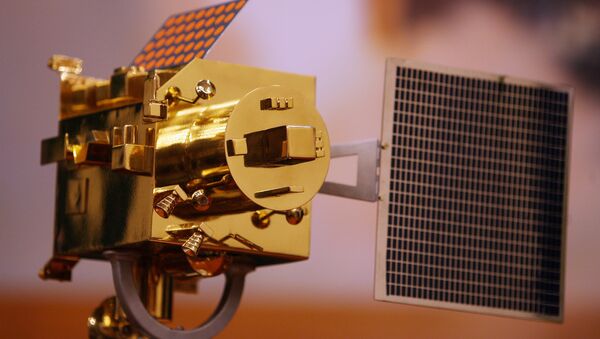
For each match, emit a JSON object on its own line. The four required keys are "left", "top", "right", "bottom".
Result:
{"left": 41, "top": 58, "right": 329, "bottom": 268}
{"left": 88, "top": 297, "right": 143, "bottom": 339}
{"left": 224, "top": 85, "right": 329, "bottom": 212}
{"left": 148, "top": 59, "right": 328, "bottom": 260}
{"left": 41, "top": 58, "right": 329, "bottom": 335}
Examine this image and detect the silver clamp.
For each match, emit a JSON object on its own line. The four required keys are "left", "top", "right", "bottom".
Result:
{"left": 104, "top": 251, "right": 254, "bottom": 339}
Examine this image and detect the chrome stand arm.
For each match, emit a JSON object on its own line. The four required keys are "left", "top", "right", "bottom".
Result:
{"left": 104, "top": 251, "right": 254, "bottom": 339}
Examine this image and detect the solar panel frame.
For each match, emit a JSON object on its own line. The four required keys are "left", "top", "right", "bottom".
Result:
{"left": 375, "top": 58, "right": 572, "bottom": 321}
{"left": 131, "top": 0, "right": 248, "bottom": 70}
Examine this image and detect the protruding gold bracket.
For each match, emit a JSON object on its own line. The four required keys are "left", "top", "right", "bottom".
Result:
{"left": 254, "top": 185, "right": 304, "bottom": 198}
{"left": 48, "top": 54, "right": 83, "bottom": 78}
{"left": 143, "top": 71, "right": 168, "bottom": 122}
{"left": 111, "top": 125, "right": 155, "bottom": 175}
{"left": 165, "top": 222, "right": 264, "bottom": 254}
{"left": 164, "top": 80, "right": 216, "bottom": 106}
{"left": 241, "top": 125, "right": 318, "bottom": 167}
{"left": 41, "top": 135, "right": 66, "bottom": 165}
{"left": 40, "top": 133, "right": 81, "bottom": 164}
{"left": 165, "top": 223, "right": 200, "bottom": 239}
{"left": 73, "top": 130, "right": 112, "bottom": 166}
{"left": 218, "top": 234, "right": 263, "bottom": 252}
{"left": 41, "top": 130, "right": 113, "bottom": 166}
{"left": 38, "top": 256, "right": 80, "bottom": 282}
{"left": 260, "top": 97, "right": 294, "bottom": 110}
{"left": 226, "top": 138, "right": 248, "bottom": 156}
{"left": 110, "top": 66, "right": 145, "bottom": 99}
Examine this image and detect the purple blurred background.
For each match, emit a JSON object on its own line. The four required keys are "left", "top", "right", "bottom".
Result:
{"left": 1, "top": 0, "right": 599, "bottom": 337}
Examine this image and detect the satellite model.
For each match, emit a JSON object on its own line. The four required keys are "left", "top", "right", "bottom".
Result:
{"left": 41, "top": 1, "right": 330, "bottom": 337}
{"left": 39, "top": 0, "right": 571, "bottom": 337}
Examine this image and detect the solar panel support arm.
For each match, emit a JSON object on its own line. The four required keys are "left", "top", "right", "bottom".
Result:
{"left": 319, "top": 139, "right": 381, "bottom": 202}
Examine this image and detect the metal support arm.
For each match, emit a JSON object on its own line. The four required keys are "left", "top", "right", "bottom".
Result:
{"left": 319, "top": 139, "right": 381, "bottom": 202}
{"left": 105, "top": 251, "right": 254, "bottom": 339}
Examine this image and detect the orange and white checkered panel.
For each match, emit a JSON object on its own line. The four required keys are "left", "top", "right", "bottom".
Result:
{"left": 132, "top": 0, "right": 247, "bottom": 70}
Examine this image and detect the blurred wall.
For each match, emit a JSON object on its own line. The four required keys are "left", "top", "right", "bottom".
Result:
{"left": 1, "top": 0, "right": 599, "bottom": 337}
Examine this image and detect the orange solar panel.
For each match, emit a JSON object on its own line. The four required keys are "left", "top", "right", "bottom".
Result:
{"left": 131, "top": 0, "right": 247, "bottom": 70}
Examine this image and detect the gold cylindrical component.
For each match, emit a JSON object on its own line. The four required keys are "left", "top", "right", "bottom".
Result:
{"left": 182, "top": 231, "right": 205, "bottom": 257}
{"left": 155, "top": 104, "right": 233, "bottom": 188}
{"left": 154, "top": 191, "right": 181, "bottom": 218}
{"left": 136, "top": 262, "right": 173, "bottom": 321}
{"left": 154, "top": 102, "right": 257, "bottom": 215}
{"left": 154, "top": 85, "right": 330, "bottom": 219}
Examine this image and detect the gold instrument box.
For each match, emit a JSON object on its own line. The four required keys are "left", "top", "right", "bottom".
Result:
{"left": 41, "top": 56, "right": 330, "bottom": 279}
{"left": 39, "top": 2, "right": 332, "bottom": 335}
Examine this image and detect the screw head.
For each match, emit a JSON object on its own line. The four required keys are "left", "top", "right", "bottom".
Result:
{"left": 251, "top": 210, "right": 271, "bottom": 229}
{"left": 191, "top": 189, "right": 210, "bottom": 211}
{"left": 195, "top": 80, "right": 216, "bottom": 100}
{"left": 285, "top": 208, "right": 304, "bottom": 225}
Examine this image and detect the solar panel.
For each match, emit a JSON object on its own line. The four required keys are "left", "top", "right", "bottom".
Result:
{"left": 131, "top": 0, "right": 247, "bottom": 70}
{"left": 375, "top": 59, "right": 571, "bottom": 321}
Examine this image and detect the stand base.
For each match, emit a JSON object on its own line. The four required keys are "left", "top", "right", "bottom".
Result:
{"left": 104, "top": 251, "right": 254, "bottom": 339}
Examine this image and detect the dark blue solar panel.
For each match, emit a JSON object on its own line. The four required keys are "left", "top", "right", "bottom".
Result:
{"left": 379, "top": 60, "right": 570, "bottom": 320}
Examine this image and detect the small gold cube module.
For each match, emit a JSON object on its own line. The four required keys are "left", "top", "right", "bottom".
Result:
{"left": 286, "top": 125, "right": 318, "bottom": 159}
{"left": 41, "top": 57, "right": 330, "bottom": 273}
{"left": 243, "top": 125, "right": 317, "bottom": 167}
